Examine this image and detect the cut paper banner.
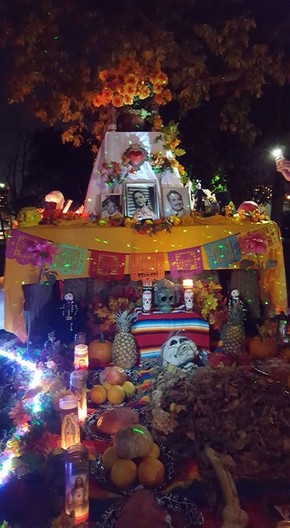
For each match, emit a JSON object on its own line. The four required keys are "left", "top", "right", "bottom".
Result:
{"left": 53, "top": 243, "right": 88, "bottom": 275}
{"left": 130, "top": 253, "right": 165, "bottom": 282}
{"left": 168, "top": 246, "right": 204, "bottom": 278}
{"left": 205, "top": 235, "right": 241, "bottom": 269}
{"left": 261, "top": 222, "right": 280, "bottom": 250}
{"left": 89, "top": 250, "right": 125, "bottom": 280}
{"left": 5, "top": 230, "right": 48, "bottom": 265}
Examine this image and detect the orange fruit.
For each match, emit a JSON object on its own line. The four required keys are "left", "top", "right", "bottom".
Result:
{"left": 90, "top": 384, "right": 107, "bottom": 404}
{"left": 111, "top": 459, "right": 137, "bottom": 489}
{"left": 137, "top": 457, "right": 165, "bottom": 488}
{"left": 145, "top": 442, "right": 160, "bottom": 459}
{"left": 102, "top": 446, "right": 120, "bottom": 471}
{"left": 107, "top": 385, "right": 126, "bottom": 405}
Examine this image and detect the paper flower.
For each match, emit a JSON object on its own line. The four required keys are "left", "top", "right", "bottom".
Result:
{"left": 238, "top": 231, "right": 267, "bottom": 255}
{"left": 27, "top": 241, "right": 58, "bottom": 268}
{"left": 27, "top": 240, "right": 58, "bottom": 282}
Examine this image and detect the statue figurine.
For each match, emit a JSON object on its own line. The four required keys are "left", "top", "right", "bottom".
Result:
{"left": 154, "top": 278, "right": 176, "bottom": 313}
{"left": 194, "top": 181, "right": 206, "bottom": 213}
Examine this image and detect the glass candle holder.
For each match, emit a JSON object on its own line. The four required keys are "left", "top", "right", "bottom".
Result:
{"left": 142, "top": 282, "right": 153, "bottom": 315}
{"left": 74, "top": 332, "right": 86, "bottom": 347}
{"left": 74, "top": 344, "right": 89, "bottom": 370}
{"left": 182, "top": 279, "right": 194, "bottom": 312}
{"left": 65, "top": 444, "right": 89, "bottom": 526}
{"left": 59, "top": 395, "right": 80, "bottom": 450}
{"left": 70, "top": 370, "right": 88, "bottom": 423}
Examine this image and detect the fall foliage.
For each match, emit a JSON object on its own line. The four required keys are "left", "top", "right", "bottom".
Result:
{"left": 0, "top": 0, "right": 288, "bottom": 152}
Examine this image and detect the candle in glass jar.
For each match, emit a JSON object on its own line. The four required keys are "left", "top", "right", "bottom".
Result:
{"left": 74, "top": 344, "right": 89, "bottom": 370}
{"left": 70, "top": 370, "right": 88, "bottom": 422}
{"left": 182, "top": 279, "right": 194, "bottom": 312}
{"left": 59, "top": 395, "right": 80, "bottom": 450}
{"left": 65, "top": 444, "right": 89, "bottom": 526}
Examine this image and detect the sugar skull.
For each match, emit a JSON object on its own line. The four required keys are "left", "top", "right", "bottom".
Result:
{"left": 142, "top": 288, "right": 152, "bottom": 314}
{"left": 45, "top": 190, "right": 65, "bottom": 210}
{"left": 184, "top": 288, "right": 194, "bottom": 311}
{"left": 161, "top": 334, "right": 198, "bottom": 369}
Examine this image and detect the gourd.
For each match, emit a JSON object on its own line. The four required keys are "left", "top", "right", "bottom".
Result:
{"left": 114, "top": 424, "right": 153, "bottom": 459}
{"left": 248, "top": 335, "right": 278, "bottom": 359}
{"left": 88, "top": 332, "right": 112, "bottom": 366}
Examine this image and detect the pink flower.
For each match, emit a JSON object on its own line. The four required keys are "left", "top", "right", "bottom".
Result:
{"left": 27, "top": 241, "right": 58, "bottom": 268}
{"left": 9, "top": 401, "right": 31, "bottom": 427}
{"left": 238, "top": 231, "right": 267, "bottom": 255}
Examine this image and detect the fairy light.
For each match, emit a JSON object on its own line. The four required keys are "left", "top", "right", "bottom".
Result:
{"left": 0, "top": 347, "right": 44, "bottom": 485}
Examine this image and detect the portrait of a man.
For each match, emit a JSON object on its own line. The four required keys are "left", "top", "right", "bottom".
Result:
{"left": 163, "top": 188, "right": 191, "bottom": 217}
{"left": 101, "top": 194, "right": 122, "bottom": 218}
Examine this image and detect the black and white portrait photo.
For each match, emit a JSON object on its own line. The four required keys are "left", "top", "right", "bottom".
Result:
{"left": 100, "top": 194, "right": 122, "bottom": 218}
{"left": 162, "top": 187, "right": 191, "bottom": 217}
{"left": 125, "top": 182, "right": 159, "bottom": 220}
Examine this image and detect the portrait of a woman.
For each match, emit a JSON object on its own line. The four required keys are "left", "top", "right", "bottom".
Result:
{"left": 131, "top": 189, "right": 155, "bottom": 220}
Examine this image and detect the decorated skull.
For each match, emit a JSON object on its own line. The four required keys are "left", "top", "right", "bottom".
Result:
{"left": 142, "top": 288, "right": 152, "bottom": 314}
{"left": 161, "top": 334, "right": 199, "bottom": 369}
{"left": 154, "top": 278, "right": 176, "bottom": 313}
{"left": 184, "top": 288, "right": 194, "bottom": 311}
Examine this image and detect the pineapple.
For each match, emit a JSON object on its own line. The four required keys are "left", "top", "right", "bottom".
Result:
{"left": 112, "top": 310, "right": 138, "bottom": 368}
{"left": 220, "top": 302, "right": 246, "bottom": 356}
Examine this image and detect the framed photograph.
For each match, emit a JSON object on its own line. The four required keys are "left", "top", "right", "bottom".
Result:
{"left": 162, "top": 187, "right": 191, "bottom": 217}
{"left": 124, "top": 182, "right": 159, "bottom": 220}
{"left": 100, "top": 194, "right": 123, "bottom": 218}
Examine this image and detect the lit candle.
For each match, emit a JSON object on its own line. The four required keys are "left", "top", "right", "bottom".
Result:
{"left": 59, "top": 395, "right": 80, "bottom": 450}
{"left": 70, "top": 370, "right": 88, "bottom": 422}
{"left": 182, "top": 278, "right": 194, "bottom": 312}
{"left": 74, "top": 344, "right": 89, "bottom": 370}
{"left": 65, "top": 444, "right": 89, "bottom": 526}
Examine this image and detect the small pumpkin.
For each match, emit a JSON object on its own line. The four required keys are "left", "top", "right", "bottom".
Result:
{"left": 248, "top": 336, "right": 278, "bottom": 359}
{"left": 88, "top": 333, "right": 112, "bottom": 367}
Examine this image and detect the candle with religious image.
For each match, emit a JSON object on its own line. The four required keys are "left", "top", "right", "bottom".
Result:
{"left": 74, "top": 344, "right": 89, "bottom": 370}
{"left": 183, "top": 278, "right": 194, "bottom": 311}
{"left": 59, "top": 395, "right": 80, "bottom": 450}
{"left": 70, "top": 370, "right": 88, "bottom": 423}
{"left": 142, "top": 281, "right": 153, "bottom": 314}
{"left": 65, "top": 444, "right": 89, "bottom": 526}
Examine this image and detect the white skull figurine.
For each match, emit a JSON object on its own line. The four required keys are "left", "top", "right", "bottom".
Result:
{"left": 161, "top": 334, "right": 198, "bottom": 370}
{"left": 142, "top": 289, "right": 152, "bottom": 314}
{"left": 184, "top": 289, "right": 194, "bottom": 311}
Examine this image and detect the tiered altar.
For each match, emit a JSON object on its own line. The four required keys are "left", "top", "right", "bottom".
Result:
{"left": 1, "top": 129, "right": 290, "bottom": 528}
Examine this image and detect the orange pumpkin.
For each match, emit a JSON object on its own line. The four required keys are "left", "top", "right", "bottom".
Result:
{"left": 248, "top": 336, "right": 278, "bottom": 359}
{"left": 88, "top": 334, "right": 112, "bottom": 367}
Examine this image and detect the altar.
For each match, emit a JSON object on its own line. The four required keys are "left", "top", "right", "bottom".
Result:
{"left": 3, "top": 216, "right": 287, "bottom": 344}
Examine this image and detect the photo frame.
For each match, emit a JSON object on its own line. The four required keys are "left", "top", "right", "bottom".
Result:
{"left": 100, "top": 193, "right": 123, "bottom": 218}
{"left": 162, "top": 187, "right": 191, "bottom": 217}
{"left": 124, "top": 182, "right": 159, "bottom": 220}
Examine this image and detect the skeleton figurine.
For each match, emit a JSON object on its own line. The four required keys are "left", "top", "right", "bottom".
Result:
{"left": 161, "top": 334, "right": 200, "bottom": 370}
{"left": 154, "top": 279, "right": 176, "bottom": 313}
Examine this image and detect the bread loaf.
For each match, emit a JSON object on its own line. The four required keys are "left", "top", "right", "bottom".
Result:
{"left": 96, "top": 407, "right": 138, "bottom": 435}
